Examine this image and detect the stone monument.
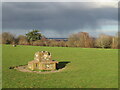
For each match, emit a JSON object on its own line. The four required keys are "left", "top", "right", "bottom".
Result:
{"left": 28, "top": 51, "right": 58, "bottom": 71}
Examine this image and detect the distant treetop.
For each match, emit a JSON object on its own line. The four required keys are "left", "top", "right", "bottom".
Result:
{"left": 26, "top": 30, "right": 42, "bottom": 41}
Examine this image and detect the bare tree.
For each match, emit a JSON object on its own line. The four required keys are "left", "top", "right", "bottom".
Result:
{"left": 95, "top": 34, "right": 112, "bottom": 48}
{"left": 111, "top": 36, "right": 118, "bottom": 49}
{"left": 18, "top": 35, "right": 29, "bottom": 45}
{"left": 68, "top": 32, "right": 94, "bottom": 48}
{"left": 0, "top": 33, "right": 2, "bottom": 44}
{"left": 2, "top": 32, "right": 15, "bottom": 44}
{"left": 112, "top": 32, "right": 120, "bottom": 49}
{"left": 49, "top": 40, "right": 58, "bottom": 47}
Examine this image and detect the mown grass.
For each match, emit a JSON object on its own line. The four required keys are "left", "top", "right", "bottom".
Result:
{"left": 2, "top": 45, "right": 118, "bottom": 88}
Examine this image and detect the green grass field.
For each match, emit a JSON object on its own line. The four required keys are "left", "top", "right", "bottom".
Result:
{"left": 2, "top": 45, "right": 118, "bottom": 88}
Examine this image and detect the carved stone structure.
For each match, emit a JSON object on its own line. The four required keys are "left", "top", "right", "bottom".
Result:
{"left": 28, "top": 51, "right": 58, "bottom": 71}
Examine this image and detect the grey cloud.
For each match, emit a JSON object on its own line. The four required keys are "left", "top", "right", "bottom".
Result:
{"left": 0, "top": 2, "right": 2, "bottom": 33}
{"left": 2, "top": 2, "right": 118, "bottom": 37}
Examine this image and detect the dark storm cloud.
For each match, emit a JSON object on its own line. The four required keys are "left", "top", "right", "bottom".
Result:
{"left": 2, "top": 2, "right": 118, "bottom": 36}
{"left": 0, "top": 2, "right": 2, "bottom": 33}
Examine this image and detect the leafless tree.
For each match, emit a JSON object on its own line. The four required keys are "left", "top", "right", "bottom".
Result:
{"left": 18, "top": 35, "right": 29, "bottom": 45}
{"left": 2, "top": 32, "right": 15, "bottom": 44}
{"left": 95, "top": 34, "right": 112, "bottom": 48}
{"left": 68, "top": 32, "right": 94, "bottom": 48}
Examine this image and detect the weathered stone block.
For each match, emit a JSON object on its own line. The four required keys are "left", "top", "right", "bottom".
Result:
{"left": 34, "top": 51, "right": 52, "bottom": 62}
{"left": 28, "top": 51, "right": 58, "bottom": 71}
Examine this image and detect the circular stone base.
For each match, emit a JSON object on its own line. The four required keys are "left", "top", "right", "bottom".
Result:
{"left": 14, "top": 65, "right": 65, "bottom": 74}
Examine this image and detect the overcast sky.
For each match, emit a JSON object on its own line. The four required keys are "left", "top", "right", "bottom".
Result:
{"left": 2, "top": 2, "right": 118, "bottom": 38}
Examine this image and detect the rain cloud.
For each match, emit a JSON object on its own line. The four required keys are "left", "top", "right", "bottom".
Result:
{"left": 2, "top": 2, "right": 118, "bottom": 37}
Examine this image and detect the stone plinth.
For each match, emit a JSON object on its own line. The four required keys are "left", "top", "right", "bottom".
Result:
{"left": 39, "top": 61, "right": 58, "bottom": 70}
{"left": 28, "top": 51, "right": 58, "bottom": 71}
{"left": 28, "top": 60, "right": 40, "bottom": 70}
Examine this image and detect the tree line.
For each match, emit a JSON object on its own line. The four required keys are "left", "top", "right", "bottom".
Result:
{"left": 0, "top": 30, "right": 119, "bottom": 49}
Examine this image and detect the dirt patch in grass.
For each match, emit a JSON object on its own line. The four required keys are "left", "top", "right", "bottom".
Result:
{"left": 9, "top": 61, "right": 70, "bottom": 74}
{"left": 10, "top": 65, "right": 66, "bottom": 74}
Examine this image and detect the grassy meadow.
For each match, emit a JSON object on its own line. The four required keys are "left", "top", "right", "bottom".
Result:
{"left": 2, "top": 45, "right": 118, "bottom": 88}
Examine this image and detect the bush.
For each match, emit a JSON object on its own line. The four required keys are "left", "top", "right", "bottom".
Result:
{"left": 95, "top": 34, "right": 112, "bottom": 48}
{"left": 32, "top": 40, "right": 45, "bottom": 46}
{"left": 68, "top": 32, "right": 94, "bottom": 48}
{"left": 58, "top": 40, "right": 66, "bottom": 47}
{"left": 18, "top": 35, "right": 29, "bottom": 45}
{"left": 0, "top": 33, "right": 2, "bottom": 44}
{"left": 48, "top": 40, "right": 58, "bottom": 47}
{"left": 111, "top": 36, "right": 118, "bottom": 49}
{"left": 2, "top": 32, "right": 15, "bottom": 44}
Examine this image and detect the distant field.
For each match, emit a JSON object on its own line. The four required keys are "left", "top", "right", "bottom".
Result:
{"left": 2, "top": 45, "right": 118, "bottom": 88}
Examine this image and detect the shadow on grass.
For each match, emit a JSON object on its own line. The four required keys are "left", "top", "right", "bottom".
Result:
{"left": 9, "top": 64, "right": 27, "bottom": 69}
{"left": 9, "top": 61, "right": 70, "bottom": 70}
{"left": 56, "top": 61, "right": 71, "bottom": 70}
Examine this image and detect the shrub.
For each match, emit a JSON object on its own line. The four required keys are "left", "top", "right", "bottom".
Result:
{"left": 58, "top": 40, "right": 66, "bottom": 47}
{"left": 95, "top": 34, "right": 112, "bottom": 48}
{"left": 48, "top": 40, "right": 58, "bottom": 47}
{"left": 0, "top": 33, "right": 2, "bottom": 44}
{"left": 18, "top": 35, "right": 29, "bottom": 45}
{"left": 32, "top": 40, "right": 45, "bottom": 46}
{"left": 68, "top": 32, "right": 94, "bottom": 48}
{"left": 2, "top": 32, "right": 15, "bottom": 44}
